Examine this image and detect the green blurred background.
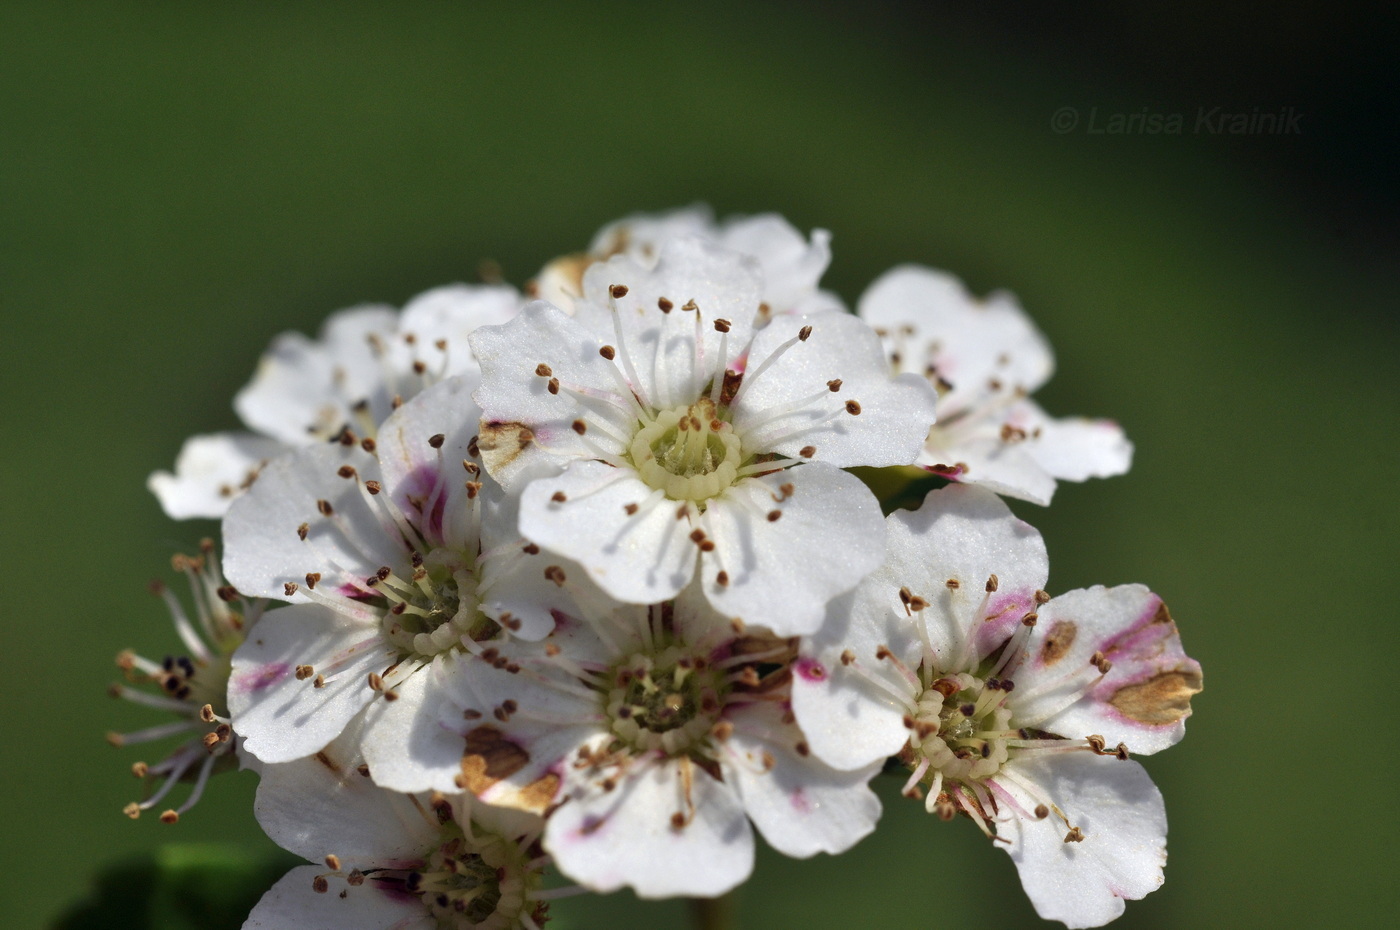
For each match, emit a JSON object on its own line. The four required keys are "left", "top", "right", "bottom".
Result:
{"left": 3, "top": 2, "right": 1395, "bottom": 928}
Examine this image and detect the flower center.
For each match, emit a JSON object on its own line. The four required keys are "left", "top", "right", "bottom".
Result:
{"left": 605, "top": 644, "right": 726, "bottom": 756}
{"left": 377, "top": 548, "right": 497, "bottom": 659}
{"left": 909, "top": 671, "right": 1014, "bottom": 786}
{"left": 399, "top": 818, "right": 540, "bottom": 930}
{"left": 630, "top": 400, "right": 743, "bottom": 501}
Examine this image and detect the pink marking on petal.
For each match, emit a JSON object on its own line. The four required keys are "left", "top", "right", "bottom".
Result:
{"left": 337, "top": 582, "right": 380, "bottom": 603}
{"left": 790, "top": 787, "right": 813, "bottom": 814}
{"left": 398, "top": 464, "right": 447, "bottom": 544}
{"left": 232, "top": 662, "right": 290, "bottom": 694}
{"left": 974, "top": 590, "right": 1036, "bottom": 657}
{"left": 794, "top": 657, "right": 828, "bottom": 683}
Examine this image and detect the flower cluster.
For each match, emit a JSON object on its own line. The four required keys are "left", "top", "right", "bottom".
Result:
{"left": 113, "top": 207, "right": 1200, "bottom": 929}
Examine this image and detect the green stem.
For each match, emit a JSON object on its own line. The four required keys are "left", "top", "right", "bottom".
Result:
{"left": 689, "top": 892, "right": 736, "bottom": 930}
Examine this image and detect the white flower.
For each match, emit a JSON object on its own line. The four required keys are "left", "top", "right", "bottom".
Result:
{"left": 790, "top": 485, "right": 1201, "bottom": 928}
{"left": 222, "top": 374, "right": 573, "bottom": 782}
{"left": 149, "top": 284, "right": 520, "bottom": 519}
{"left": 400, "top": 580, "right": 881, "bottom": 899}
{"left": 108, "top": 542, "right": 264, "bottom": 823}
{"left": 472, "top": 237, "right": 939, "bottom": 634}
{"left": 533, "top": 205, "right": 843, "bottom": 322}
{"left": 244, "top": 720, "right": 550, "bottom": 930}
{"left": 858, "top": 266, "right": 1133, "bottom": 505}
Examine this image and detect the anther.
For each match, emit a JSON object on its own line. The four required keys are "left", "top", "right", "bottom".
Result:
{"left": 670, "top": 812, "right": 687, "bottom": 829}
{"left": 845, "top": 400, "right": 862, "bottom": 415}
{"left": 986, "top": 574, "right": 999, "bottom": 593}
{"left": 946, "top": 578, "right": 960, "bottom": 590}
{"left": 840, "top": 649, "right": 855, "bottom": 666}
{"left": 1035, "top": 590, "right": 1051, "bottom": 604}
{"left": 826, "top": 379, "right": 842, "bottom": 392}
{"left": 1064, "top": 827, "right": 1085, "bottom": 843}
{"left": 312, "top": 875, "right": 329, "bottom": 893}
{"left": 216, "top": 585, "right": 239, "bottom": 602}
{"left": 1022, "top": 612, "right": 1037, "bottom": 626}
{"left": 535, "top": 363, "right": 553, "bottom": 377}
{"left": 317, "top": 499, "right": 333, "bottom": 516}
{"left": 716, "top": 571, "right": 730, "bottom": 587}
{"left": 714, "top": 319, "right": 731, "bottom": 333}
{"left": 658, "top": 297, "right": 673, "bottom": 312}
{"left": 682, "top": 299, "right": 698, "bottom": 312}
{"left": 1115, "top": 743, "right": 1131, "bottom": 761}
{"left": 551, "top": 491, "right": 568, "bottom": 503}
{"left": 283, "top": 582, "right": 298, "bottom": 596}
{"left": 522, "top": 542, "right": 540, "bottom": 554}
{"left": 548, "top": 378, "right": 560, "bottom": 394}
{"left": 799, "top": 445, "right": 816, "bottom": 458}
{"left": 1033, "top": 804, "right": 1049, "bottom": 819}
{"left": 295, "top": 665, "right": 315, "bottom": 680}
{"left": 428, "top": 433, "right": 446, "bottom": 449}
{"left": 297, "top": 522, "right": 309, "bottom": 540}
{"left": 123, "top": 802, "right": 141, "bottom": 819}
{"left": 131, "top": 761, "right": 149, "bottom": 778}
{"left": 624, "top": 503, "right": 639, "bottom": 515}
{"left": 337, "top": 465, "right": 356, "bottom": 479}
{"left": 314, "top": 675, "right": 326, "bottom": 688}
{"left": 610, "top": 284, "right": 629, "bottom": 298}
{"left": 599, "top": 345, "right": 616, "bottom": 360}
{"left": 544, "top": 565, "right": 567, "bottom": 586}
{"left": 798, "top": 325, "right": 812, "bottom": 341}
{"left": 572, "top": 419, "right": 587, "bottom": 434}
{"left": 767, "top": 510, "right": 782, "bottom": 522}
{"left": 347, "top": 869, "right": 365, "bottom": 886}
{"left": 305, "top": 572, "right": 321, "bottom": 589}
{"left": 325, "top": 854, "right": 341, "bottom": 871}
{"left": 160, "top": 810, "right": 180, "bottom": 824}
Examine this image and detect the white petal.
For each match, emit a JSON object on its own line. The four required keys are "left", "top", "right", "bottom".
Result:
{"left": 252, "top": 717, "right": 439, "bottom": 865}
{"left": 223, "top": 442, "right": 394, "bottom": 603}
{"left": 243, "top": 866, "right": 434, "bottom": 930}
{"left": 470, "top": 301, "right": 635, "bottom": 488}
{"left": 147, "top": 432, "right": 287, "bottom": 519}
{"left": 235, "top": 306, "right": 399, "bottom": 444}
{"left": 733, "top": 311, "right": 938, "bottom": 467}
{"left": 921, "top": 433, "right": 1059, "bottom": 506}
{"left": 229, "top": 603, "right": 397, "bottom": 764}
{"left": 1012, "top": 399, "right": 1133, "bottom": 482}
{"left": 588, "top": 205, "right": 716, "bottom": 263}
{"left": 701, "top": 465, "right": 885, "bottom": 636}
{"left": 573, "top": 237, "right": 762, "bottom": 410}
{"left": 858, "top": 265, "right": 1053, "bottom": 418}
{"left": 884, "top": 484, "right": 1048, "bottom": 664}
{"left": 1013, "top": 586, "right": 1201, "bottom": 755}
{"left": 518, "top": 460, "right": 696, "bottom": 604}
{"left": 546, "top": 760, "right": 755, "bottom": 898}
{"left": 995, "top": 754, "right": 1167, "bottom": 929}
{"left": 724, "top": 700, "right": 882, "bottom": 857}
{"left": 396, "top": 283, "right": 521, "bottom": 380}
{"left": 358, "top": 654, "right": 471, "bottom": 794}
{"left": 718, "top": 215, "right": 831, "bottom": 314}
{"left": 790, "top": 584, "right": 921, "bottom": 771}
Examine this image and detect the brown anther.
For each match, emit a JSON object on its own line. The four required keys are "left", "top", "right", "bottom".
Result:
{"left": 383, "top": 689, "right": 400, "bottom": 702}
{"left": 689, "top": 529, "right": 707, "bottom": 544}
{"left": 1034, "top": 804, "right": 1049, "bottom": 819}
{"left": 960, "top": 703, "right": 977, "bottom": 717}
{"left": 766, "top": 509, "right": 782, "bottom": 522}
{"left": 934, "top": 798, "right": 957, "bottom": 821}
{"left": 1021, "top": 612, "right": 1038, "bottom": 626}
{"left": 337, "top": 465, "right": 356, "bottom": 479}
{"left": 535, "top": 363, "right": 553, "bottom": 377}
{"left": 314, "top": 675, "right": 326, "bottom": 689}
{"left": 376, "top": 566, "right": 392, "bottom": 581}
{"left": 465, "top": 481, "right": 482, "bottom": 498}
{"left": 325, "top": 854, "right": 341, "bottom": 871}
{"left": 347, "top": 869, "right": 365, "bottom": 886}
{"left": 875, "top": 645, "right": 895, "bottom": 661}
{"left": 1087, "top": 734, "right": 1108, "bottom": 754}
{"left": 798, "top": 445, "right": 816, "bottom": 459}
{"left": 216, "top": 585, "right": 239, "bottom": 602}
{"left": 845, "top": 400, "right": 862, "bottom": 415}
{"left": 1114, "top": 743, "right": 1131, "bottom": 761}
{"left": 908, "top": 596, "right": 929, "bottom": 612}
{"left": 714, "top": 318, "right": 731, "bottom": 333}
{"left": 297, "top": 522, "right": 310, "bottom": 540}
{"left": 671, "top": 812, "right": 687, "bottom": 829}
{"left": 284, "top": 582, "right": 299, "bottom": 596}
{"left": 840, "top": 649, "right": 855, "bottom": 666}
{"left": 123, "top": 802, "right": 141, "bottom": 819}
{"left": 716, "top": 570, "right": 730, "bottom": 587}
{"left": 798, "top": 325, "right": 812, "bottom": 341}
{"left": 160, "top": 810, "right": 180, "bottom": 824}
{"left": 610, "top": 284, "right": 629, "bottom": 298}
{"left": 293, "top": 664, "right": 313, "bottom": 681}
{"left": 467, "top": 435, "right": 480, "bottom": 457}
{"left": 658, "top": 297, "right": 674, "bottom": 312}
{"left": 1064, "top": 827, "right": 1085, "bottom": 843}
{"left": 305, "top": 572, "right": 322, "bottom": 589}
{"left": 312, "top": 875, "right": 329, "bottom": 893}
{"left": 367, "top": 672, "right": 383, "bottom": 691}
{"left": 571, "top": 419, "right": 587, "bottom": 435}
{"left": 361, "top": 437, "right": 377, "bottom": 453}
{"left": 522, "top": 542, "right": 540, "bottom": 555}
{"left": 599, "top": 345, "right": 616, "bottom": 360}
{"left": 624, "top": 502, "right": 639, "bottom": 515}
{"left": 547, "top": 377, "right": 560, "bottom": 395}
{"left": 131, "top": 761, "right": 149, "bottom": 778}
{"left": 676, "top": 504, "right": 689, "bottom": 519}
{"left": 544, "top": 565, "right": 567, "bottom": 586}
{"left": 826, "top": 379, "right": 842, "bottom": 392}
{"left": 316, "top": 499, "right": 333, "bottom": 516}
{"left": 551, "top": 490, "right": 567, "bottom": 503}
{"left": 1035, "top": 590, "right": 1052, "bottom": 605}
{"left": 681, "top": 299, "right": 698, "bottom": 312}
{"left": 428, "top": 433, "right": 446, "bottom": 449}
{"left": 985, "top": 574, "right": 999, "bottom": 593}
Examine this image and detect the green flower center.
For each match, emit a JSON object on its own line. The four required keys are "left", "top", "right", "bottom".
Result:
{"left": 630, "top": 399, "right": 743, "bottom": 502}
